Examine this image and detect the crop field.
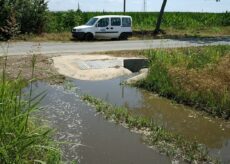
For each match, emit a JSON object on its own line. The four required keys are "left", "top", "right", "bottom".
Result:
{"left": 46, "top": 11, "right": 230, "bottom": 33}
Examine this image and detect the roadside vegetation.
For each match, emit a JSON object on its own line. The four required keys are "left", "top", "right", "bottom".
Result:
{"left": 83, "top": 95, "right": 217, "bottom": 163}
{"left": 135, "top": 45, "right": 230, "bottom": 119}
{"left": 0, "top": 51, "right": 62, "bottom": 163}
{"left": 1, "top": 0, "right": 229, "bottom": 41}
{"left": 21, "top": 11, "right": 230, "bottom": 41}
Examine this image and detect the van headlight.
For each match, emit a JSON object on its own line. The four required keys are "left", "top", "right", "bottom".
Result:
{"left": 73, "top": 29, "right": 83, "bottom": 32}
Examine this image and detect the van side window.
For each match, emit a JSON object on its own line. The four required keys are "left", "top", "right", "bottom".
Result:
{"left": 111, "top": 18, "right": 121, "bottom": 26}
{"left": 97, "top": 18, "right": 109, "bottom": 27}
{"left": 122, "top": 18, "right": 131, "bottom": 27}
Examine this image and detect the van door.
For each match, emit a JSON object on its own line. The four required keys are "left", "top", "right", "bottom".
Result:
{"left": 95, "top": 18, "right": 110, "bottom": 39}
{"left": 122, "top": 17, "right": 132, "bottom": 33}
{"left": 109, "top": 17, "right": 122, "bottom": 38}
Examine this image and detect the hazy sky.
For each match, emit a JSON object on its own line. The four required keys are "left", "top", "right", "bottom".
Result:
{"left": 48, "top": 0, "right": 230, "bottom": 13}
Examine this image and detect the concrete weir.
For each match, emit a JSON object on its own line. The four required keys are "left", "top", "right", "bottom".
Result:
{"left": 124, "top": 59, "right": 148, "bottom": 72}
{"left": 53, "top": 54, "right": 148, "bottom": 81}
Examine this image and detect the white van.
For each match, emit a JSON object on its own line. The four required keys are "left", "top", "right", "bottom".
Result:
{"left": 72, "top": 15, "right": 132, "bottom": 40}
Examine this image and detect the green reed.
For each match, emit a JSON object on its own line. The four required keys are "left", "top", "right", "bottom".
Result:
{"left": 0, "top": 50, "right": 61, "bottom": 163}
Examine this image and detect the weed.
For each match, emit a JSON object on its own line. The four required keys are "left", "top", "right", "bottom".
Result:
{"left": 0, "top": 46, "right": 61, "bottom": 163}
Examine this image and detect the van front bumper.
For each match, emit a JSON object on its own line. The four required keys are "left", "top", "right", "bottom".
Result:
{"left": 72, "top": 32, "right": 85, "bottom": 39}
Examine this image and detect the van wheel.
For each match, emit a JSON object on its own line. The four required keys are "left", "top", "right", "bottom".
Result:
{"left": 119, "top": 33, "right": 128, "bottom": 40}
{"left": 85, "top": 33, "right": 94, "bottom": 41}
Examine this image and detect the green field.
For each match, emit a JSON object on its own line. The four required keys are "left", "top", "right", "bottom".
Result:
{"left": 46, "top": 11, "right": 230, "bottom": 33}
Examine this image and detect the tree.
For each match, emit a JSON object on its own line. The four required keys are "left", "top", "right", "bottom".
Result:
{"left": 0, "top": 0, "right": 48, "bottom": 40}
{"left": 17, "top": 0, "right": 48, "bottom": 34}
{"left": 0, "top": 9, "right": 19, "bottom": 40}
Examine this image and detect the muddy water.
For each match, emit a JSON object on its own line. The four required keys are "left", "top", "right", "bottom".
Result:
{"left": 29, "top": 81, "right": 170, "bottom": 164}
{"left": 72, "top": 76, "right": 230, "bottom": 163}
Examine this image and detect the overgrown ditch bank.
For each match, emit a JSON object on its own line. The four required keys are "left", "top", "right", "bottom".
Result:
{"left": 102, "top": 45, "right": 230, "bottom": 119}
{"left": 135, "top": 45, "right": 230, "bottom": 119}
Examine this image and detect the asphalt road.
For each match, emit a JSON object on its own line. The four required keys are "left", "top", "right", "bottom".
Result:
{"left": 0, "top": 37, "right": 229, "bottom": 56}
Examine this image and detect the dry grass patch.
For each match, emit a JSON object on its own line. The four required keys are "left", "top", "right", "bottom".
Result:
{"left": 0, "top": 55, "right": 65, "bottom": 84}
{"left": 14, "top": 32, "right": 72, "bottom": 42}
{"left": 169, "top": 55, "right": 230, "bottom": 93}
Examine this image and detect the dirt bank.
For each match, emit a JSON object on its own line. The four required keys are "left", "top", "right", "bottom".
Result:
{"left": 0, "top": 55, "right": 65, "bottom": 84}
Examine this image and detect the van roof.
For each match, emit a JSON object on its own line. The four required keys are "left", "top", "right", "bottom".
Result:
{"left": 94, "top": 15, "right": 132, "bottom": 19}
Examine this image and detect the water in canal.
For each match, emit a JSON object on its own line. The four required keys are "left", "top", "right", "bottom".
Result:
{"left": 29, "top": 73, "right": 230, "bottom": 163}
{"left": 71, "top": 76, "right": 230, "bottom": 164}
{"left": 30, "top": 81, "right": 171, "bottom": 164}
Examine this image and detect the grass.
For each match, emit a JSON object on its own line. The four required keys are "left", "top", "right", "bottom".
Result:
{"left": 0, "top": 53, "right": 61, "bottom": 163}
{"left": 82, "top": 95, "right": 217, "bottom": 163}
{"left": 11, "top": 27, "right": 230, "bottom": 42}
{"left": 14, "top": 32, "right": 72, "bottom": 42}
{"left": 136, "top": 45, "right": 230, "bottom": 119}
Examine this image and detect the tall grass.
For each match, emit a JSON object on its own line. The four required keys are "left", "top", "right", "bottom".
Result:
{"left": 45, "top": 11, "right": 230, "bottom": 32}
{"left": 137, "top": 45, "right": 230, "bottom": 118}
{"left": 0, "top": 52, "right": 61, "bottom": 163}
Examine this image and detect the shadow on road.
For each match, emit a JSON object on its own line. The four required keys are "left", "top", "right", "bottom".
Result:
{"left": 171, "top": 36, "right": 230, "bottom": 44}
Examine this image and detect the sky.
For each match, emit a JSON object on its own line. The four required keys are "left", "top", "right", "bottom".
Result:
{"left": 48, "top": 0, "right": 230, "bottom": 13}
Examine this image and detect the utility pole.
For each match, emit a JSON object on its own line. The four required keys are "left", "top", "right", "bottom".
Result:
{"left": 76, "top": 1, "right": 81, "bottom": 12}
{"left": 78, "top": 2, "right": 80, "bottom": 10}
{"left": 143, "top": 0, "right": 147, "bottom": 12}
{"left": 124, "top": 0, "right": 126, "bottom": 13}
{"left": 154, "top": 0, "right": 167, "bottom": 34}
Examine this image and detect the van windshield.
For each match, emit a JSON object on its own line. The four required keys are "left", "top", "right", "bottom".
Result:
{"left": 85, "top": 18, "right": 98, "bottom": 26}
